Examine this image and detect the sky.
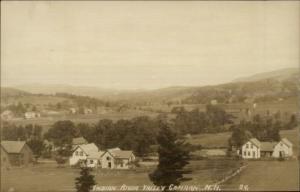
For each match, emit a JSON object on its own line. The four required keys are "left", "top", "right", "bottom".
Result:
{"left": 1, "top": 1, "right": 299, "bottom": 90}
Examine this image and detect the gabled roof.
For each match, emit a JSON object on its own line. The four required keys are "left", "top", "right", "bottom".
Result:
{"left": 72, "top": 137, "right": 88, "bottom": 145}
{"left": 111, "top": 150, "right": 134, "bottom": 159}
{"left": 87, "top": 151, "right": 104, "bottom": 159}
{"left": 74, "top": 143, "right": 99, "bottom": 155}
{"left": 1, "top": 141, "right": 27, "bottom": 153}
{"left": 249, "top": 138, "right": 261, "bottom": 147}
{"left": 260, "top": 142, "right": 277, "bottom": 152}
{"left": 281, "top": 138, "right": 293, "bottom": 147}
{"left": 101, "top": 149, "right": 134, "bottom": 159}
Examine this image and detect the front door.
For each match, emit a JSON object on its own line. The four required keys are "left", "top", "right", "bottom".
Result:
{"left": 108, "top": 162, "right": 111, "bottom": 168}
{"left": 279, "top": 151, "right": 284, "bottom": 158}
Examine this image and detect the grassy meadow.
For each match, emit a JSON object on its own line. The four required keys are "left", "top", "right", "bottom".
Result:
{"left": 1, "top": 159, "right": 241, "bottom": 192}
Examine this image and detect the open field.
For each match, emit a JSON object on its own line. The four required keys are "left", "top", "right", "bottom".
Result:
{"left": 186, "top": 132, "right": 232, "bottom": 148}
{"left": 1, "top": 159, "right": 240, "bottom": 192}
{"left": 222, "top": 159, "right": 299, "bottom": 191}
{"left": 7, "top": 109, "right": 160, "bottom": 133}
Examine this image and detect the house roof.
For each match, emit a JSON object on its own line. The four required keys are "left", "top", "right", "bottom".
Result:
{"left": 249, "top": 138, "right": 261, "bottom": 147}
{"left": 281, "top": 138, "right": 293, "bottom": 147}
{"left": 72, "top": 137, "right": 88, "bottom": 145}
{"left": 260, "top": 142, "right": 277, "bottom": 152}
{"left": 1, "top": 141, "right": 27, "bottom": 153}
{"left": 87, "top": 151, "right": 104, "bottom": 159}
{"left": 111, "top": 150, "right": 134, "bottom": 159}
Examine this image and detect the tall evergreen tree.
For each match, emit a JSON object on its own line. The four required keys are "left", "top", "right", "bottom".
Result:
{"left": 75, "top": 167, "right": 96, "bottom": 192}
{"left": 149, "top": 123, "right": 191, "bottom": 191}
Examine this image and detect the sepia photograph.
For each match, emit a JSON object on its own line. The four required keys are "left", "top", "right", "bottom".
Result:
{"left": 1, "top": 1, "right": 299, "bottom": 192}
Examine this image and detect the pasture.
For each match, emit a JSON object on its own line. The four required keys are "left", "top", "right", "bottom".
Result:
{"left": 1, "top": 159, "right": 241, "bottom": 192}
{"left": 222, "top": 159, "right": 299, "bottom": 191}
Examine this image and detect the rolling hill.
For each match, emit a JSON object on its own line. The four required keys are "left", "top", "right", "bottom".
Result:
{"left": 6, "top": 67, "right": 298, "bottom": 105}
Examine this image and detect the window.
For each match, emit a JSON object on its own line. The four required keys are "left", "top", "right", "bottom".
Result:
{"left": 244, "top": 151, "right": 246, "bottom": 156}
{"left": 75, "top": 151, "right": 79, "bottom": 156}
{"left": 90, "top": 160, "right": 93, "bottom": 164}
{"left": 248, "top": 152, "right": 250, "bottom": 156}
{"left": 253, "top": 151, "right": 256, "bottom": 157}
{"left": 107, "top": 156, "right": 110, "bottom": 160}
{"left": 80, "top": 152, "right": 83, "bottom": 156}
{"left": 120, "top": 162, "right": 123, "bottom": 167}
{"left": 246, "top": 144, "right": 249, "bottom": 148}
{"left": 251, "top": 144, "right": 253, "bottom": 149}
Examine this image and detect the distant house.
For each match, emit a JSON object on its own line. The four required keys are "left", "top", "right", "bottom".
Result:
{"left": 210, "top": 99, "right": 218, "bottom": 105}
{"left": 241, "top": 138, "right": 261, "bottom": 159}
{"left": 1, "top": 145, "right": 11, "bottom": 168}
{"left": 240, "top": 138, "right": 293, "bottom": 159}
{"left": 69, "top": 108, "right": 77, "bottom": 114}
{"left": 1, "top": 141, "right": 33, "bottom": 166}
{"left": 273, "top": 138, "right": 293, "bottom": 158}
{"left": 24, "top": 111, "right": 40, "bottom": 119}
{"left": 69, "top": 143, "right": 103, "bottom": 168}
{"left": 83, "top": 108, "right": 93, "bottom": 114}
{"left": 101, "top": 149, "right": 135, "bottom": 169}
{"left": 1, "top": 110, "right": 14, "bottom": 120}
{"left": 72, "top": 137, "right": 88, "bottom": 148}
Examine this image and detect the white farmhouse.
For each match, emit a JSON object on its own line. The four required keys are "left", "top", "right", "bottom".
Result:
{"left": 241, "top": 138, "right": 261, "bottom": 159}
{"left": 69, "top": 143, "right": 103, "bottom": 168}
{"left": 1, "top": 110, "right": 14, "bottom": 120}
{"left": 272, "top": 138, "right": 293, "bottom": 158}
{"left": 241, "top": 138, "right": 293, "bottom": 159}
{"left": 24, "top": 112, "right": 40, "bottom": 119}
{"left": 101, "top": 149, "right": 135, "bottom": 169}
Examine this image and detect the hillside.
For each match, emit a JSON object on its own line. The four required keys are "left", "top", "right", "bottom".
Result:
{"left": 1, "top": 87, "right": 30, "bottom": 98}
{"left": 233, "top": 67, "right": 298, "bottom": 82}
{"left": 10, "top": 67, "right": 298, "bottom": 105}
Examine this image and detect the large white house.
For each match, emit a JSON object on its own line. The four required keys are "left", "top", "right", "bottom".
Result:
{"left": 101, "top": 149, "right": 135, "bottom": 169}
{"left": 69, "top": 143, "right": 103, "bottom": 168}
{"left": 241, "top": 138, "right": 261, "bottom": 159}
{"left": 240, "top": 138, "right": 293, "bottom": 159}
{"left": 69, "top": 143, "right": 135, "bottom": 169}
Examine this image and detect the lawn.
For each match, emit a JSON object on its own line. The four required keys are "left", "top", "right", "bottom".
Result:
{"left": 1, "top": 159, "right": 241, "bottom": 192}
{"left": 186, "top": 132, "right": 232, "bottom": 148}
{"left": 221, "top": 159, "right": 299, "bottom": 191}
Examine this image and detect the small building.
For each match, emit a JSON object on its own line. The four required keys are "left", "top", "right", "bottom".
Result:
{"left": 210, "top": 99, "right": 218, "bottom": 105}
{"left": 1, "top": 141, "right": 33, "bottom": 166}
{"left": 101, "top": 149, "right": 135, "bottom": 169}
{"left": 1, "top": 110, "right": 14, "bottom": 120}
{"left": 240, "top": 138, "right": 293, "bottom": 159}
{"left": 24, "top": 112, "right": 40, "bottom": 119}
{"left": 69, "top": 143, "right": 103, "bottom": 168}
{"left": 83, "top": 108, "right": 93, "bottom": 114}
{"left": 260, "top": 142, "right": 277, "bottom": 157}
{"left": 1, "top": 145, "right": 11, "bottom": 168}
{"left": 241, "top": 138, "right": 261, "bottom": 159}
{"left": 69, "top": 108, "right": 77, "bottom": 114}
{"left": 273, "top": 138, "right": 293, "bottom": 158}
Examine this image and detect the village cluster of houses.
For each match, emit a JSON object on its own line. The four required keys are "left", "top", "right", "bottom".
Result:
{"left": 1, "top": 136, "right": 294, "bottom": 169}
{"left": 1, "top": 137, "right": 136, "bottom": 170}
{"left": 239, "top": 138, "right": 293, "bottom": 159}
{"left": 70, "top": 137, "right": 136, "bottom": 169}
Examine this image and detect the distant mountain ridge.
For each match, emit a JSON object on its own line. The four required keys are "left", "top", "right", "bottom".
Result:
{"left": 233, "top": 67, "right": 298, "bottom": 82}
{"left": 2, "top": 67, "right": 298, "bottom": 104}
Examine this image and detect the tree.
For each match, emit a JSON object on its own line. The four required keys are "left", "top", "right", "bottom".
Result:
{"left": 75, "top": 167, "right": 96, "bottom": 192}
{"left": 149, "top": 123, "right": 191, "bottom": 191}
{"left": 44, "top": 120, "right": 77, "bottom": 148}
{"left": 27, "top": 139, "right": 45, "bottom": 162}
